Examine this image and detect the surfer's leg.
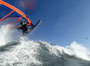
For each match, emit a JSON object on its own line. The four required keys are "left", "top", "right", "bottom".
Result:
{"left": 22, "top": 29, "right": 30, "bottom": 36}
{"left": 22, "top": 31, "right": 25, "bottom": 36}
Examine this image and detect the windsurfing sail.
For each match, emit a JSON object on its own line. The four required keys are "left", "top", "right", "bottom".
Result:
{"left": 0, "top": 0, "right": 32, "bottom": 25}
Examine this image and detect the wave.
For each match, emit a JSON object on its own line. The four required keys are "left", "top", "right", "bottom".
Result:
{"left": 0, "top": 25, "right": 90, "bottom": 66}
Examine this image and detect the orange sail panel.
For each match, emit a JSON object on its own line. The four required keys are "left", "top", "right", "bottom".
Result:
{"left": 0, "top": 11, "right": 14, "bottom": 22}
{"left": 0, "top": 0, "right": 31, "bottom": 25}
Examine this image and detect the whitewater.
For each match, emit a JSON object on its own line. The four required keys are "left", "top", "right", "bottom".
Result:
{"left": 0, "top": 25, "right": 90, "bottom": 66}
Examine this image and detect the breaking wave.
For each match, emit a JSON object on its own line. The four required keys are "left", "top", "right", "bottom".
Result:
{"left": 0, "top": 25, "right": 90, "bottom": 66}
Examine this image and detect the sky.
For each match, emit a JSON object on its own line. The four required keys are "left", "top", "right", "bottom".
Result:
{"left": 1, "top": 0, "right": 90, "bottom": 48}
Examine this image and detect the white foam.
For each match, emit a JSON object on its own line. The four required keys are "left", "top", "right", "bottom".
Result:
{"left": 0, "top": 25, "right": 90, "bottom": 66}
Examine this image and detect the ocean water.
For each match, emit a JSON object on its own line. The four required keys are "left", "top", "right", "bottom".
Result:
{"left": 0, "top": 25, "right": 90, "bottom": 66}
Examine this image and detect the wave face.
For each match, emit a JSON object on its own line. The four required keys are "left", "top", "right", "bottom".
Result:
{"left": 0, "top": 25, "right": 90, "bottom": 66}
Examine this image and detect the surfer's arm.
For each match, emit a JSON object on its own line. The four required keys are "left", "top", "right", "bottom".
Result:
{"left": 24, "top": 20, "right": 30, "bottom": 25}
{"left": 16, "top": 26, "right": 22, "bottom": 30}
